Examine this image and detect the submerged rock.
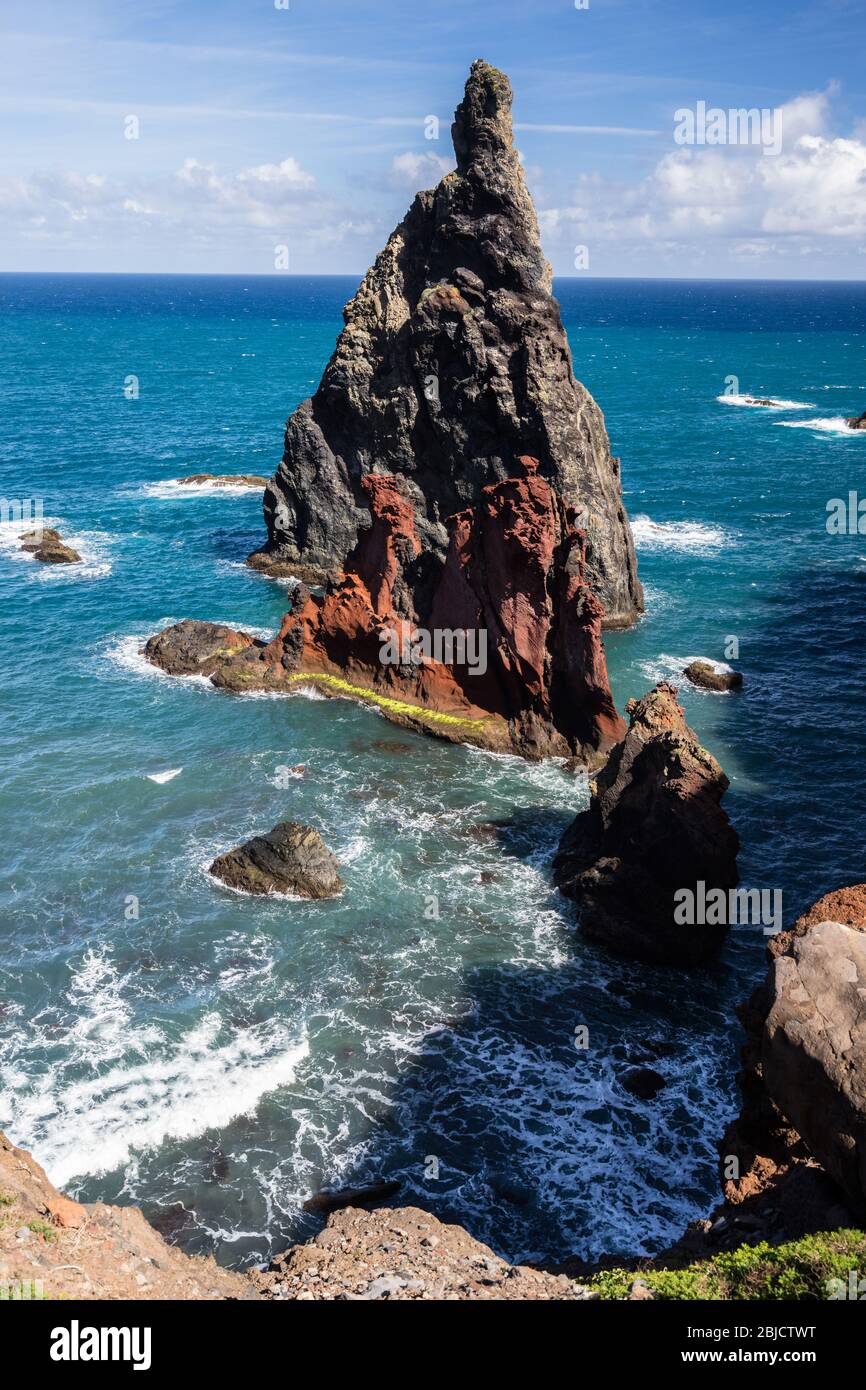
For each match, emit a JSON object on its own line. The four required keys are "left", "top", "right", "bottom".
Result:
{"left": 553, "top": 682, "right": 740, "bottom": 965}
{"left": 19, "top": 528, "right": 81, "bottom": 564}
{"left": 622, "top": 1067, "right": 667, "bottom": 1100}
{"left": 250, "top": 60, "right": 641, "bottom": 631}
{"left": 302, "top": 1180, "right": 401, "bottom": 1214}
{"left": 209, "top": 820, "right": 342, "bottom": 899}
{"left": 684, "top": 660, "right": 743, "bottom": 692}
{"left": 177, "top": 473, "right": 269, "bottom": 487}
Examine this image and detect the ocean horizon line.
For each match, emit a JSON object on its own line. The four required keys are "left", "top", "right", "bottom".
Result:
{"left": 1, "top": 269, "right": 864, "bottom": 286}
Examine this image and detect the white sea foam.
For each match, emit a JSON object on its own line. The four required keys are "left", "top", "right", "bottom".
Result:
{"left": 103, "top": 633, "right": 213, "bottom": 687}
{"left": 1, "top": 948, "right": 308, "bottom": 1187}
{"left": 146, "top": 768, "right": 183, "bottom": 784}
{"left": 776, "top": 416, "right": 866, "bottom": 436}
{"left": 203, "top": 866, "right": 315, "bottom": 902}
{"left": 637, "top": 582, "right": 675, "bottom": 616}
{"left": 0, "top": 517, "right": 113, "bottom": 579}
{"left": 717, "top": 393, "right": 813, "bottom": 410}
{"left": 138, "top": 478, "right": 266, "bottom": 500}
{"left": 631, "top": 515, "right": 727, "bottom": 553}
{"left": 638, "top": 652, "right": 736, "bottom": 690}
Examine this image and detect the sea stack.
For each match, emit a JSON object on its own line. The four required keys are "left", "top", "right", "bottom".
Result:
{"left": 249, "top": 60, "right": 641, "bottom": 630}
{"left": 553, "top": 683, "right": 740, "bottom": 965}
{"left": 149, "top": 61, "right": 641, "bottom": 764}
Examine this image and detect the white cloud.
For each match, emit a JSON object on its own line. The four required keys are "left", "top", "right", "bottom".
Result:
{"left": 174, "top": 156, "right": 317, "bottom": 226}
{"left": 0, "top": 153, "right": 331, "bottom": 242}
{"left": 534, "top": 87, "right": 866, "bottom": 272}
{"left": 390, "top": 151, "right": 454, "bottom": 186}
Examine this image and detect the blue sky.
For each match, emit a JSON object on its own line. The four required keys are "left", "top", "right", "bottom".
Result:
{"left": 1, "top": 0, "right": 864, "bottom": 277}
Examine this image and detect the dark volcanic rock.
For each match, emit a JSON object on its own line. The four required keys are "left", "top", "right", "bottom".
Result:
{"left": 846, "top": 410, "right": 866, "bottom": 430}
{"left": 622, "top": 1067, "right": 667, "bottom": 1100}
{"left": 553, "top": 682, "right": 740, "bottom": 965}
{"left": 144, "top": 619, "right": 254, "bottom": 675}
{"left": 209, "top": 820, "right": 342, "bottom": 899}
{"left": 302, "top": 1180, "right": 401, "bottom": 1214}
{"left": 19, "top": 528, "right": 81, "bottom": 564}
{"left": 249, "top": 60, "right": 641, "bottom": 630}
{"left": 684, "top": 660, "right": 743, "bottom": 692}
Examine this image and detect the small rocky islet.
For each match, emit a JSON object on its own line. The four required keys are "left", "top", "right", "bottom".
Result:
{"left": 18, "top": 527, "right": 81, "bottom": 564}
{"left": 12, "top": 60, "right": 864, "bottom": 1302}
{"left": 209, "top": 820, "right": 342, "bottom": 900}
{"left": 683, "top": 658, "right": 743, "bottom": 691}
{"left": 176, "top": 472, "right": 269, "bottom": 487}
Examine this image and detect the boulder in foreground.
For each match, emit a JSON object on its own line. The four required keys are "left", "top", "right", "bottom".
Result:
{"left": 718, "top": 885, "right": 866, "bottom": 1244}
{"left": 553, "top": 682, "right": 740, "bottom": 965}
{"left": 252, "top": 1205, "right": 592, "bottom": 1300}
{"left": 761, "top": 912, "right": 866, "bottom": 1214}
{"left": 0, "top": 1130, "right": 252, "bottom": 1300}
{"left": 209, "top": 820, "right": 342, "bottom": 899}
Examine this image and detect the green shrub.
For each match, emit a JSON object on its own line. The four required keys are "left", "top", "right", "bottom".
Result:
{"left": 587, "top": 1230, "right": 866, "bottom": 1301}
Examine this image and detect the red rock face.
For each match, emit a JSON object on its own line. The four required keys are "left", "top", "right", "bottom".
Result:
{"left": 269, "top": 456, "right": 625, "bottom": 761}
{"left": 148, "top": 456, "right": 625, "bottom": 763}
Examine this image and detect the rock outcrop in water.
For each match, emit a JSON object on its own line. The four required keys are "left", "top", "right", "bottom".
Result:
{"left": 209, "top": 820, "right": 342, "bottom": 899}
{"left": 177, "top": 473, "right": 269, "bottom": 488}
{"left": 846, "top": 410, "right": 866, "bottom": 430}
{"left": 19, "top": 528, "right": 81, "bottom": 564}
{"left": 684, "top": 660, "right": 743, "bottom": 692}
{"left": 553, "top": 682, "right": 740, "bottom": 965}
{"left": 249, "top": 61, "right": 641, "bottom": 631}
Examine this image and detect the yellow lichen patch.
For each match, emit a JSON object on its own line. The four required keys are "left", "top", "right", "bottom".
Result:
{"left": 285, "top": 672, "right": 489, "bottom": 729}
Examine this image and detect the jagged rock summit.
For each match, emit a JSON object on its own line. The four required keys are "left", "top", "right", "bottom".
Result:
{"left": 249, "top": 59, "right": 641, "bottom": 629}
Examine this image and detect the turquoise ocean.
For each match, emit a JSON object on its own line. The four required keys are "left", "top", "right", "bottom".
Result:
{"left": 1, "top": 273, "right": 864, "bottom": 1266}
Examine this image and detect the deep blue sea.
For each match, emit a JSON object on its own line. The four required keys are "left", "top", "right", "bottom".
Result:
{"left": 1, "top": 273, "right": 864, "bottom": 1268}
